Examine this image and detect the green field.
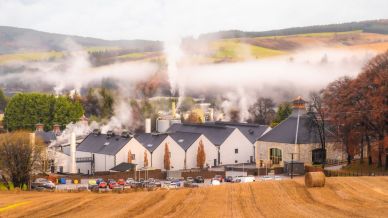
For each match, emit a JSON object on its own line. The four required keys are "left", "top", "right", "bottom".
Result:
{"left": 211, "top": 40, "right": 285, "bottom": 62}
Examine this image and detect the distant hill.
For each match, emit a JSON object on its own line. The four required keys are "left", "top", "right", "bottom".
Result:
{"left": 0, "top": 26, "right": 162, "bottom": 54}
{"left": 199, "top": 19, "right": 388, "bottom": 40}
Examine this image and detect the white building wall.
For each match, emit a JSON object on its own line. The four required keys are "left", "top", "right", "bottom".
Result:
{"left": 94, "top": 153, "right": 115, "bottom": 172}
{"left": 51, "top": 149, "right": 71, "bottom": 173}
{"left": 116, "top": 138, "right": 151, "bottom": 168}
{"left": 185, "top": 135, "right": 218, "bottom": 169}
{"left": 151, "top": 136, "right": 186, "bottom": 170}
{"left": 75, "top": 151, "right": 92, "bottom": 174}
{"left": 220, "top": 129, "right": 253, "bottom": 165}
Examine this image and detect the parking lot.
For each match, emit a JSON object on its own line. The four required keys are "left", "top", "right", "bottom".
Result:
{"left": 50, "top": 174, "right": 290, "bottom": 191}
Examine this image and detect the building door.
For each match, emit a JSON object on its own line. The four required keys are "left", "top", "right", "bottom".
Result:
{"left": 59, "top": 166, "right": 63, "bottom": 173}
{"left": 214, "top": 159, "right": 217, "bottom": 167}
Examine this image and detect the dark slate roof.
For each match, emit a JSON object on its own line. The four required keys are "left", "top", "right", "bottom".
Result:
{"left": 214, "top": 121, "right": 269, "bottom": 143}
{"left": 35, "top": 131, "right": 57, "bottom": 144}
{"left": 167, "top": 123, "right": 234, "bottom": 146}
{"left": 110, "top": 162, "right": 137, "bottom": 172}
{"left": 168, "top": 131, "right": 202, "bottom": 151}
{"left": 77, "top": 133, "right": 132, "bottom": 155}
{"left": 258, "top": 113, "right": 320, "bottom": 144}
{"left": 135, "top": 133, "right": 169, "bottom": 152}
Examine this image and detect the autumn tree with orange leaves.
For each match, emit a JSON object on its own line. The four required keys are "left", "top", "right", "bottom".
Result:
{"left": 196, "top": 139, "right": 206, "bottom": 169}
{"left": 164, "top": 143, "right": 170, "bottom": 170}
{"left": 324, "top": 50, "right": 388, "bottom": 168}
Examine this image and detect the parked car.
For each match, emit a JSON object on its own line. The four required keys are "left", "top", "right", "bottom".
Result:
{"left": 170, "top": 179, "right": 181, "bottom": 188}
{"left": 31, "top": 178, "right": 56, "bottom": 190}
{"left": 107, "top": 179, "right": 118, "bottom": 189}
{"left": 99, "top": 181, "right": 108, "bottom": 189}
{"left": 261, "top": 176, "right": 273, "bottom": 181}
{"left": 117, "top": 179, "right": 125, "bottom": 186}
{"left": 210, "top": 179, "right": 221, "bottom": 186}
{"left": 213, "top": 175, "right": 224, "bottom": 182}
{"left": 186, "top": 177, "right": 194, "bottom": 182}
{"left": 154, "top": 179, "right": 162, "bottom": 187}
{"left": 225, "top": 176, "right": 234, "bottom": 182}
{"left": 194, "top": 176, "right": 204, "bottom": 183}
{"left": 96, "top": 178, "right": 104, "bottom": 185}
{"left": 126, "top": 178, "right": 134, "bottom": 185}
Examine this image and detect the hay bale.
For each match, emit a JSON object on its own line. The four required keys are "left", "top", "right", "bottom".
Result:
{"left": 305, "top": 172, "right": 325, "bottom": 188}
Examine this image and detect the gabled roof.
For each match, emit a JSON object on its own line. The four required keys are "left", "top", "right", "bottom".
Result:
{"left": 258, "top": 114, "right": 320, "bottom": 144}
{"left": 167, "top": 123, "right": 234, "bottom": 146}
{"left": 110, "top": 162, "right": 137, "bottom": 172}
{"left": 77, "top": 133, "right": 132, "bottom": 155}
{"left": 135, "top": 133, "right": 169, "bottom": 152}
{"left": 168, "top": 131, "right": 202, "bottom": 151}
{"left": 214, "top": 121, "right": 269, "bottom": 143}
{"left": 35, "top": 131, "right": 57, "bottom": 144}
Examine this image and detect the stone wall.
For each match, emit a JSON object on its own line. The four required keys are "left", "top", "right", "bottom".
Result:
{"left": 256, "top": 141, "right": 344, "bottom": 166}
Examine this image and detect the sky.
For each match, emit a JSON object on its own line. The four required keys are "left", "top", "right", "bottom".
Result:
{"left": 0, "top": 0, "right": 387, "bottom": 40}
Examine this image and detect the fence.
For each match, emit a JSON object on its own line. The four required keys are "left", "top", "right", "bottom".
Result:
{"left": 181, "top": 169, "right": 225, "bottom": 179}
{"left": 324, "top": 170, "right": 388, "bottom": 177}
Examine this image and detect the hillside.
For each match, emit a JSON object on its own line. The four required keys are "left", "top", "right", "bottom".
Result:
{"left": 0, "top": 177, "right": 387, "bottom": 217}
{"left": 199, "top": 19, "right": 388, "bottom": 40}
{"left": 0, "top": 26, "right": 162, "bottom": 54}
{"left": 1, "top": 20, "right": 388, "bottom": 65}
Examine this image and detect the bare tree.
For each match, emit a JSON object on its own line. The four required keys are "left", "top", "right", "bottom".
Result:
{"left": 307, "top": 91, "right": 327, "bottom": 168}
{"left": 0, "top": 131, "right": 46, "bottom": 187}
{"left": 248, "top": 97, "right": 275, "bottom": 125}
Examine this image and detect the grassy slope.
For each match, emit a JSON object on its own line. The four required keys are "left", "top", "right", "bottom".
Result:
{"left": 1, "top": 30, "right": 388, "bottom": 64}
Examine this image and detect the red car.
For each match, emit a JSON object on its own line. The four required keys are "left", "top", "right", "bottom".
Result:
{"left": 99, "top": 181, "right": 107, "bottom": 189}
{"left": 117, "top": 179, "right": 125, "bottom": 186}
{"left": 213, "top": 175, "right": 224, "bottom": 182}
{"left": 107, "top": 179, "right": 118, "bottom": 189}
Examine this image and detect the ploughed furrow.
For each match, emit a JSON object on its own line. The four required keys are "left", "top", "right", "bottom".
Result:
{"left": 281, "top": 180, "right": 358, "bottom": 218}
{"left": 163, "top": 187, "right": 208, "bottom": 218}
{"left": 250, "top": 181, "right": 308, "bottom": 218}
{"left": 135, "top": 189, "right": 192, "bottom": 218}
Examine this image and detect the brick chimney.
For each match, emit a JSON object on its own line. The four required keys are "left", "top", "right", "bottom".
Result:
{"left": 53, "top": 124, "right": 61, "bottom": 135}
{"left": 35, "top": 123, "right": 44, "bottom": 132}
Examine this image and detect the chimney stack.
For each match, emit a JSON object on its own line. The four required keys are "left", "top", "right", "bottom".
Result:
{"left": 69, "top": 132, "right": 77, "bottom": 174}
{"left": 145, "top": 118, "right": 151, "bottom": 133}
{"left": 172, "top": 101, "right": 176, "bottom": 118}
{"left": 35, "top": 123, "right": 44, "bottom": 132}
{"left": 53, "top": 124, "right": 61, "bottom": 135}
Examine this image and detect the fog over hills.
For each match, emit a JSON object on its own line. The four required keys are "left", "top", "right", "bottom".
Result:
{"left": 1, "top": 19, "right": 388, "bottom": 54}
{"left": 0, "top": 26, "right": 162, "bottom": 54}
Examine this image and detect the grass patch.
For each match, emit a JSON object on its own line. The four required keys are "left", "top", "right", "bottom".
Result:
{"left": 341, "top": 159, "right": 388, "bottom": 173}
{"left": 0, "top": 51, "right": 64, "bottom": 64}
{"left": 210, "top": 40, "right": 285, "bottom": 62}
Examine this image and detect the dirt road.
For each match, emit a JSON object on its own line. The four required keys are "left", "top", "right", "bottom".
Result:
{"left": 0, "top": 177, "right": 387, "bottom": 218}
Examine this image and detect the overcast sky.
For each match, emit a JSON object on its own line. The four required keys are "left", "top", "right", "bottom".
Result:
{"left": 0, "top": 0, "right": 387, "bottom": 40}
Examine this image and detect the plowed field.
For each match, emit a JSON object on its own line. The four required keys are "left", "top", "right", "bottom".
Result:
{"left": 0, "top": 177, "right": 387, "bottom": 218}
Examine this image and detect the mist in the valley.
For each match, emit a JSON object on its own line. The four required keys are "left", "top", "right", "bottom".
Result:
{"left": 0, "top": 38, "right": 377, "bottom": 131}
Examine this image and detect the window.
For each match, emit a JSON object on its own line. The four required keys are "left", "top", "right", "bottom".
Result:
{"left": 269, "top": 148, "right": 282, "bottom": 164}
{"left": 132, "top": 154, "right": 136, "bottom": 160}
{"left": 235, "top": 160, "right": 238, "bottom": 163}
{"left": 235, "top": 149, "right": 238, "bottom": 154}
